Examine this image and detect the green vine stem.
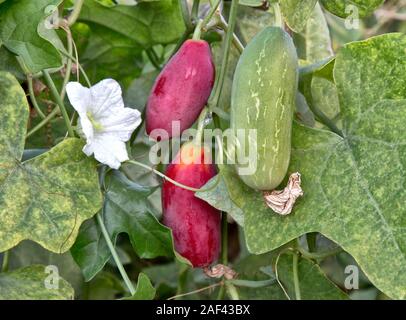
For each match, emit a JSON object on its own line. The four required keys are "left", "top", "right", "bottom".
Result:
{"left": 195, "top": 107, "right": 209, "bottom": 143}
{"left": 218, "top": 15, "right": 244, "bottom": 54}
{"left": 146, "top": 48, "right": 162, "bottom": 70}
{"left": 125, "top": 160, "right": 220, "bottom": 193}
{"left": 308, "top": 102, "right": 343, "bottom": 137}
{"left": 191, "top": 0, "right": 200, "bottom": 20}
{"left": 60, "top": 27, "right": 74, "bottom": 100}
{"left": 306, "top": 233, "right": 317, "bottom": 252}
{"left": 42, "top": 70, "right": 75, "bottom": 137}
{"left": 192, "top": 0, "right": 221, "bottom": 40}
{"left": 1, "top": 251, "right": 9, "bottom": 273}
{"left": 208, "top": 0, "right": 239, "bottom": 111}
{"left": 216, "top": 211, "right": 229, "bottom": 300}
{"left": 27, "top": 75, "right": 46, "bottom": 119}
{"left": 292, "top": 253, "right": 301, "bottom": 300}
{"left": 59, "top": 50, "right": 91, "bottom": 87}
{"left": 67, "top": 0, "right": 84, "bottom": 26}
{"left": 96, "top": 213, "right": 136, "bottom": 296}
{"left": 192, "top": 19, "right": 204, "bottom": 40}
{"left": 297, "top": 244, "right": 343, "bottom": 260}
{"left": 26, "top": 107, "right": 60, "bottom": 138}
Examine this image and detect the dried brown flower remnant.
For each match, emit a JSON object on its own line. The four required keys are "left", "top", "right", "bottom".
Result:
{"left": 263, "top": 172, "right": 303, "bottom": 215}
{"left": 203, "top": 264, "right": 237, "bottom": 280}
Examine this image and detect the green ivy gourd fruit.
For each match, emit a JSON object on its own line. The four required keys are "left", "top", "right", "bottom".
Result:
{"left": 231, "top": 27, "right": 298, "bottom": 191}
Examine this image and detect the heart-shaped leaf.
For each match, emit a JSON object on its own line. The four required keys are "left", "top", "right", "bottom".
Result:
{"left": 200, "top": 34, "right": 406, "bottom": 300}
{"left": 0, "top": 71, "right": 102, "bottom": 253}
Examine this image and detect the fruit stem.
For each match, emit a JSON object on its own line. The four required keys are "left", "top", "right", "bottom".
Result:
{"left": 125, "top": 160, "right": 220, "bottom": 193}
{"left": 292, "top": 253, "right": 301, "bottom": 300}
{"left": 195, "top": 107, "right": 209, "bottom": 144}
{"left": 272, "top": 2, "right": 283, "bottom": 29}
{"left": 27, "top": 75, "right": 46, "bottom": 119}
{"left": 192, "top": 19, "right": 204, "bottom": 40}
{"left": 96, "top": 213, "right": 136, "bottom": 296}
{"left": 192, "top": 0, "right": 221, "bottom": 40}
{"left": 208, "top": 0, "right": 239, "bottom": 111}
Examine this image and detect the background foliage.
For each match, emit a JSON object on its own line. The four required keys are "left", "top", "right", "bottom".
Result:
{"left": 0, "top": 0, "right": 405, "bottom": 300}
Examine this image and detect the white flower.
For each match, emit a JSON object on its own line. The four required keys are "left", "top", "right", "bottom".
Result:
{"left": 66, "top": 79, "right": 141, "bottom": 169}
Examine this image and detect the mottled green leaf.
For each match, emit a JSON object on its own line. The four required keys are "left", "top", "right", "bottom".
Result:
{"left": 122, "top": 273, "right": 156, "bottom": 300}
{"left": 0, "top": 72, "right": 102, "bottom": 253}
{"left": 280, "top": 0, "right": 318, "bottom": 33}
{"left": 71, "top": 171, "right": 174, "bottom": 281}
{"left": 0, "top": 0, "right": 63, "bottom": 73}
{"left": 234, "top": 4, "right": 274, "bottom": 45}
{"left": 302, "top": 2, "right": 333, "bottom": 63}
{"left": 197, "top": 174, "right": 244, "bottom": 226}
{"left": 79, "top": 0, "right": 186, "bottom": 49}
{"left": 204, "top": 34, "right": 406, "bottom": 299}
{"left": 0, "top": 265, "right": 74, "bottom": 300}
{"left": 8, "top": 241, "right": 83, "bottom": 296}
{"left": 275, "top": 252, "right": 348, "bottom": 300}
{"left": 320, "top": 0, "right": 383, "bottom": 18}
{"left": 311, "top": 76, "right": 340, "bottom": 125}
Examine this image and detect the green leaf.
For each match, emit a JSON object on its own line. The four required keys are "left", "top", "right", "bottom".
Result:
{"left": 0, "top": 265, "right": 74, "bottom": 299}
{"left": 280, "top": 0, "right": 318, "bottom": 33}
{"left": 79, "top": 0, "right": 186, "bottom": 49}
{"left": 233, "top": 253, "right": 287, "bottom": 300}
{"left": 125, "top": 70, "right": 160, "bottom": 111}
{"left": 203, "top": 34, "right": 406, "bottom": 299}
{"left": 301, "top": 2, "right": 333, "bottom": 63}
{"left": 8, "top": 241, "right": 84, "bottom": 296}
{"left": 0, "top": 71, "right": 102, "bottom": 253}
{"left": 80, "top": 24, "right": 143, "bottom": 87}
{"left": 275, "top": 252, "right": 348, "bottom": 300}
{"left": 122, "top": 273, "right": 156, "bottom": 300}
{"left": 0, "top": 0, "right": 63, "bottom": 73}
{"left": 0, "top": 47, "right": 24, "bottom": 80}
{"left": 71, "top": 171, "right": 174, "bottom": 281}
{"left": 197, "top": 174, "right": 244, "bottom": 226}
{"left": 320, "top": 0, "right": 384, "bottom": 18}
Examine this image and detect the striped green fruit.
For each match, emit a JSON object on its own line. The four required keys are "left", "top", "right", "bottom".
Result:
{"left": 230, "top": 27, "right": 298, "bottom": 191}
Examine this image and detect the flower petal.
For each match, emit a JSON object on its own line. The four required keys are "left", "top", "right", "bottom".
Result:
{"left": 89, "top": 79, "right": 124, "bottom": 118}
{"left": 78, "top": 112, "right": 94, "bottom": 141}
{"left": 83, "top": 133, "right": 129, "bottom": 169}
{"left": 66, "top": 82, "right": 91, "bottom": 113}
{"left": 98, "top": 108, "right": 142, "bottom": 142}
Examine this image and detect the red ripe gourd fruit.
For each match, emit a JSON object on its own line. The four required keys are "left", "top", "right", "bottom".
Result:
{"left": 162, "top": 142, "right": 221, "bottom": 267}
{"left": 146, "top": 40, "right": 215, "bottom": 140}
